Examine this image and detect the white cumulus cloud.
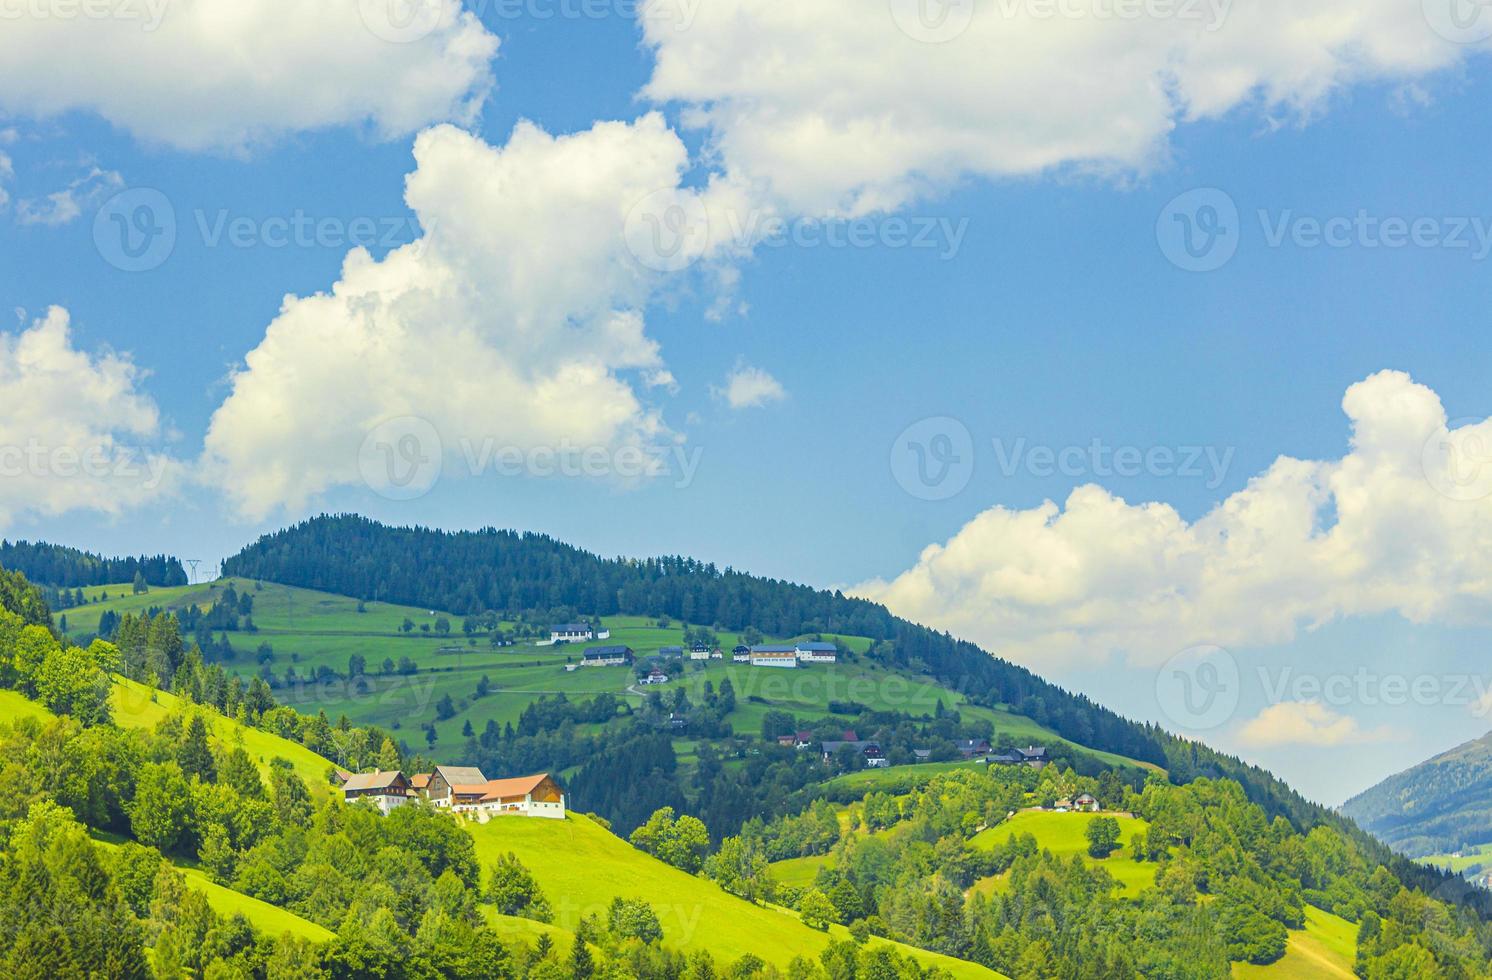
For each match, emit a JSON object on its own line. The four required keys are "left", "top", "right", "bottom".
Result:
{"left": 1238, "top": 701, "right": 1395, "bottom": 748}
{"left": 641, "top": 0, "right": 1486, "bottom": 216}
{"left": 202, "top": 115, "right": 725, "bottom": 519}
{"left": 0, "top": 307, "right": 176, "bottom": 526}
{"left": 715, "top": 363, "right": 786, "bottom": 410}
{"left": 857, "top": 370, "right": 1492, "bottom": 667}
{"left": 0, "top": 0, "right": 498, "bottom": 151}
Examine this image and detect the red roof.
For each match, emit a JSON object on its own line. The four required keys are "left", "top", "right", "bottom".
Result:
{"left": 476, "top": 773, "right": 554, "bottom": 803}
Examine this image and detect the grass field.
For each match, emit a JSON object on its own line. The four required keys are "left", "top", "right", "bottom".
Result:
{"left": 0, "top": 687, "right": 56, "bottom": 724}
{"left": 1233, "top": 905, "right": 1356, "bottom": 979}
{"left": 968, "top": 810, "right": 1155, "bottom": 897}
{"left": 1420, "top": 842, "right": 1492, "bottom": 875}
{"left": 465, "top": 812, "right": 1007, "bottom": 978}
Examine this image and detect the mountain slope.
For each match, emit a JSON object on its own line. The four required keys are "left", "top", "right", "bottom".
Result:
{"left": 464, "top": 812, "right": 1006, "bottom": 979}
{"left": 1342, "top": 729, "right": 1492, "bottom": 857}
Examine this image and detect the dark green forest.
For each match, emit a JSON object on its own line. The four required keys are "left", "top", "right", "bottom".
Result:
{"left": 0, "top": 539, "right": 187, "bottom": 588}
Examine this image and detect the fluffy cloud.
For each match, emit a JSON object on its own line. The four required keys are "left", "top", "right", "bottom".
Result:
{"left": 1238, "top": 701, "right": 1394, "bottom": 747}
{"left": 715, "top": 363, "right": 786, "bottom": 410}
{"left": 0, "top": 307, "right": 175, "bottom": 526}
{"left": 0, "top": 1, "right": 497, "bottom": 151}
{"left": 202, "top": 115, "right": 719, "bottom": 518}
{"left": 641, "top": 0, "right": 1484, "bottom": 215}
{"left": 857, "top": 371, "right": 1492, "bottom": 667}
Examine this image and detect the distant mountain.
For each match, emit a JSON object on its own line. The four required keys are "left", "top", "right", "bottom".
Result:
{"left": 1342, "top": 730, "right": 1492, "bottom": 858}
{"left": 0, "top": 539, "right": 187, "bottom": 588}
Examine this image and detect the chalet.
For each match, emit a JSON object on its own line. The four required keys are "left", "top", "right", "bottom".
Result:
{"left": 795, "top": 641, "right": 838, "bottom": 664}
{"left": 776, "top": 734, "right": 797, "bottom": 747}
{"left": 1053, "top": 798, "right": 1074, "bottom": 813}
{"left": 987, "top": 745, "right": 1048, "bottom": 769}
{"left": 342, "top": 771, "right": 413, "bottom": 814}
{"left": 582, "top": 645, "right": 634, "bottom": 667}
{"left": 1075, "top": 793, "right": 1099, "bottom": 812}
{"left": 731, "top": 645, "right": 751, "bottom": 662}
{"left": 710, "top": 649, "right": 723, "bottom": 660}
{"left": 750, "top": 644, "right": 799, "bottom": 668}
{"left": 793, "top": 730, "right": 815, "bottom": 750}
{"left": 550, "top": 623, "right": 598, "bottom": 643}
{"left": 912, "top": 749, "right": 933, "bottom": 762}
{"left": 425, "top": 765, "right": 488, "bottom": 807}
{"left": 689, "top": 645, "right": 711, "bottom": 661}
{"left": 453, "top": 773, "right": 566, "bottom": 821}
{"left": 641, "top": 666, "right": 669, "bottom": 684}
{"left": 956, "top": 738, "right": 992, "bottom": 759}
{"left": 822, "top": 740, "right": 889, "bottom": 768}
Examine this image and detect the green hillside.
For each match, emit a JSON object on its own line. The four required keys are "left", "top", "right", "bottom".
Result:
{"left": 463, "top": 812, "right": 1007, "bottom": 979}
{"left": 1232, "top": 906, "right": 1356, "bottom": 979}
{"left": 969, "top": 810, "right": 1154, "bottom": 896}
{"left": 67, "top": 578, "right": 1156, "bottom": 777}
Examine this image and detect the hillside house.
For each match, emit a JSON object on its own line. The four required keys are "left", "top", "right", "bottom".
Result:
{"left": 956, "top": 738, "right": 993, "bottom": 759}
{"left": 689, "top": 645, "right": 711, "bottom": 661}
{"left": 660, "top": 646, "right": 683, "bottom": 658}
{"left": 732, "top": 645, "right": 751, "bottom": 662}
{"left": 422, "top": 765, "right": 488, "bottom": 807}
{"left": 1075, "top": 793, "right": 1099, "bottom": 812}
{"left": 1053, "top": 798, "right": 1073, "bottom": 813}
{"left": 988, "top": 746, "right": 1049, "bottom": 769}
{"left": 642, "top": 666, "right": 669, "bottom": 684}
{"left": 452, "top": 773, "right": 567, "bottom": 821}
{"left": 795, "top": 641, "right": 838, "bottom": 663}
{"left": 550, "top": 623, "right": 606, "bottom": 643}
{"left": 750, "top": 645, "right": 799, "bottom": 668}
{"left": 822, "top": 740, "right": 889, "bottom": 768}
{"left": 342, "top": 771, "right": 413, "bottom": 814}
{"left": 582, "top": 645, "right": 634, "bottom": 667}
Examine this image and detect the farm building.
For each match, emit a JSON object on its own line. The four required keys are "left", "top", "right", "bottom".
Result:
{"left": 550, "top": 623, "right": 610, "bottom": 643}
{"left": 794, "top": 641, "right": 838, "bottom": 663}
{"left": 419, "top": 765, "right": 488, "bottom": 808}
{"left": 750, "top": 645, "right": 799, "bottom": 668}
{"left": 582, "top": 645, "right": 634, "bottom": 666}
{"left": 452, "top": 773, "right": 566, "bottom": 821}
{"left": 341, "top": 771, "right": 413, "bottom": 814}
{"left": 641, "top": 666, "right": 670, "bottom": 684}
{"left": 732, "top": 645, "right": 751, "bottom": 662}
{"left": 689, "top": 645, "right": 712, "bottom": 661}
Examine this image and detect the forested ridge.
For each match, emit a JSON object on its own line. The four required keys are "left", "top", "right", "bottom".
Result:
{"left": 1343, "top": 730, "right": 1492, "bottom": 858}
{"left": 0, "top": 539, "right": 186, "bottom": 588}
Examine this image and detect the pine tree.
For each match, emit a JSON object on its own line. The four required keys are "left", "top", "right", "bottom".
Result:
{"left": 177, "top": 715, "right": 216, "bottom": 781}
{"left": 570, "top": 931, "right": 594, "bottom": 979}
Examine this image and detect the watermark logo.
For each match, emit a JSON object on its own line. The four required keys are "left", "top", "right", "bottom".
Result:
{"left": 1157, "top": 187, "right": 1239, "bottom": 273}
{"left": 358, "top": 0, "right": 445, "bottom": 42}
{"left": 1156, "top": 644, "right": 1239, "bottom": 730}
{"left": 624, "top": 189, "right": 711, "bottom": 273}
{"left": 93, "top": 187, "right": 176, "bottom": 273}
{"left": 890, "top": 0, "right": 976, "bottom": 42}
{"left": 1422, "top": 417, "right": 1492, "bottom": 502}
{"left": 891, "top": 417, "right": 975, "bottom": 500}
{"left": 359, "top": 416, "right": 443, "bottom": 501}
{"left": 1423, "top": 0, "right": 1492, "bottom": 44}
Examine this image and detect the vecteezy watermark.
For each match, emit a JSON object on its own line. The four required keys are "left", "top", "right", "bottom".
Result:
{"left": 1156, "top": 187, "right": 1240, "bottom": 273}
{"left": 93, "top": 187, "right": 177, "bottom": 273}
{"left": 1159, "top": 187, "right": 1492, "bottom": 272}
{"left": 992, "top": 437, "right": 1234, "bottom": 489}
{"left": 0, "top": 440, "right": 171, "bottom": 489}
{"left": 94, "top": 187, "right": 427, "bottom": 272}
{"left": 0, "top": 0, "right": 170, "bottom": 30}
{"left": 622, "top": 190, "right": 971, "bottom": 273}
{"left": 357, "top": 0, "right": 446, "bottom": 43}
{"left": 891, "top": 417, "right": 976, "bottom": 501}
{"left": 1155, "top": 644, "right": 1240, "bottom": 731}
{"left": 1422, "top": 0, "right": 1492, "bottom": 44}
{"left": 1422, "top": 416, "right": 1492, "bottom": 502}
{"left": 1258, "top": 666, "right": 1492, "bottom": 715}
{"left": 359, "top": 417, "right": 444, "bottom": 502}
{"left": 356, "top": 416, "right": 706, "bottom": 501}
{"left": 992, "top": 0, "right": 1231, "bottom": 29}
{"left": 890, "top": 0, "right": 976, "bottom": 42}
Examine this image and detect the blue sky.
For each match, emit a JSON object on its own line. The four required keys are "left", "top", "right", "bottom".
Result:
{"left": 2, "top": 1, "right": 1492, "bottom": 802}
